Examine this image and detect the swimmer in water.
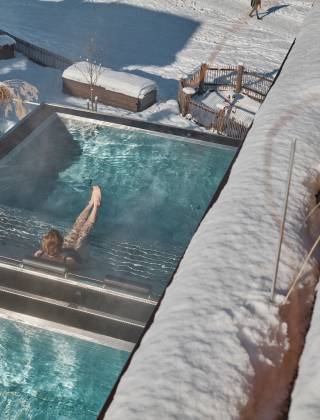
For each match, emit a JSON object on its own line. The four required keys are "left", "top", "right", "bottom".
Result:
{"left": 34, "top": 185, "right": 101, "bottom": 267}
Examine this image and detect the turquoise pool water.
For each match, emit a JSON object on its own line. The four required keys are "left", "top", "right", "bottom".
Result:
{"left": 0, "top": 116, "right": 235, "bottom": 295}
{"left": 0, "top": 318, "right": 129, "bottom": 419}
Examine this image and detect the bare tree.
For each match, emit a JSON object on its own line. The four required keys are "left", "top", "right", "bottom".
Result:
{"left": 0, "top": 80, "right": 38, "bottom": 120}
{"left": 76, "top": 37, "right": 103, "bottom": 111}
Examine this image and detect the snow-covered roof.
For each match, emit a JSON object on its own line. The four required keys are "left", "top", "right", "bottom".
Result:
{"left": 105, "top": 3, "right": 320, "bottom": 420}
{"left": 62, "top": 62, "right": 157, "bottom": 99}
{"left": 0, "top": 35, "right": 16, "bottom": 47}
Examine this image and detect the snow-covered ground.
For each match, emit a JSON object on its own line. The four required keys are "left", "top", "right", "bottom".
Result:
{"left": 0, "top": 1, "right": 319, "bottom": 419}
{"left": 0, "top": 0, "right": 312, "bottom": 127}
{"left": 103, "top": 3, "right": 320, "bottom": 420}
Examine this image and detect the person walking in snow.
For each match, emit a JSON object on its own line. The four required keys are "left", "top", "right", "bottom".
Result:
{"left": 249, "top": 0, "right": 262, "bottom": 19}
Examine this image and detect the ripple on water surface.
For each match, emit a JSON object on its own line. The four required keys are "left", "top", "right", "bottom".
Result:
{"left": 0, "top": 116, "right": 235, "bottom": 295}
{"left": 0, "top": 318, "right": 129, "bottom": 419}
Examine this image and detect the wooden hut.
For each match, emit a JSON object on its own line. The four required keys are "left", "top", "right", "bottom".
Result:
{"left": 0, "top": 35, "right": 16, "bottom": 59}
{"left": 62, "top": 62, "right": 157, "bottom": 112}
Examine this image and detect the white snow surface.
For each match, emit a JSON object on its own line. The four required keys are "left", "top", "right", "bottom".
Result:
{"left": 288, "top": 286, "right": 320, "bottom": 420}
{"left": 0, "top": 35, "right": 15, "bottom": 46}
{"left": 62, "top": 62, "right": 157, "bottom": 98}
{"left": 0, "top": 0, "right": 312, "bottom": 127}
{"left": 104, "top": 4, "right": 320, "bottom": 420}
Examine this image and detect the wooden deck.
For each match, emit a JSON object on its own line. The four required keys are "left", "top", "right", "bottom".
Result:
{"left": 178, "top": 63, "right": 274, "bottom": 140}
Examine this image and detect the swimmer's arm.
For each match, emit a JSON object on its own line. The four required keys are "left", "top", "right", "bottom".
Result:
{"left": 34, "top": 250, "right": 42, "bottom": 257}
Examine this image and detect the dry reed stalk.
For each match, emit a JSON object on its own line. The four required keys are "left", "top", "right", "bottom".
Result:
{"left": 0, "top": 82, "right": 12, "bottom": 103}
{"left": 304, "top": 201, "right": 320, "bottom": 224}
{"left": 284, "top": 234, "right": 320, "bottom": 304}
{"left": 0, "top": 80, "right": 38, "bottom": 119}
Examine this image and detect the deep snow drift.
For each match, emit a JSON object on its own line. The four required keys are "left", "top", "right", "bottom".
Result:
{"left": 104, "top": 4, "right": 320, "bottom": 420}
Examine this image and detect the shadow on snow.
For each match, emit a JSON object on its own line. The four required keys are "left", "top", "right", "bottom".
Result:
{"left": 0, "top": 0, "right": 200, "bottom": 69}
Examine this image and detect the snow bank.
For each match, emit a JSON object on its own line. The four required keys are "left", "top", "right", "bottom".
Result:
{"left": 62, "top": 62, "right": 157, "bottom": 99}
{"left": 0, "top": 35, "right": 15, "bottom": 47}
{"left": 105, "top": 4, "right": 320, "bottom": 420}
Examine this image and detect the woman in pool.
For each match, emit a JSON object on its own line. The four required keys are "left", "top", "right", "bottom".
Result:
{"left": 34, "top": 186, "right": 102, "bottom": 267}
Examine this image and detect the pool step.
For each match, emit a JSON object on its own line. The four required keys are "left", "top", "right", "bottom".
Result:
{"left": 0, "top": 266, "right": 156, "bottom": 324}
{"left": 0, "top": 284, "right": 144, "bottom": 343}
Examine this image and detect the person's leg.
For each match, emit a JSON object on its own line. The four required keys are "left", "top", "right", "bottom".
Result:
{"left": 73, "top": 201, "right": 100, "bottom": 250}
{"left": 63, "top": 186, "right": 101, "bottom": 249}
{"left": 249, "top": 7, "right": 254, "bottom": 16}
{"left": 63, "top": 201, "right": 94, "bottom": 249}
{"left": 256, "top": 7, "right": 261, "bottom": 19}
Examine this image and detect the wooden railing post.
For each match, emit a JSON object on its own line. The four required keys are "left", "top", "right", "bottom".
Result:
{"left": 215, "top": 103, "right": 226, "bottom": 134}
{"left": 181, "top": 89, "right": 192, "bottom": 116}
{"left": 199, "top": 63, "right": 207, "bottom": 92}
{"left": 235, "top": 63, "right": 244, "bottom": 93}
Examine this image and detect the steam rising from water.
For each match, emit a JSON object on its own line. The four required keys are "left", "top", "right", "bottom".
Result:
{"left": 0, "top": 116, "right": 235, "bottom": 295}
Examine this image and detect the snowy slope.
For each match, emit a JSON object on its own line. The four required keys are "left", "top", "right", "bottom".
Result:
{"left": 0, "top": 0, "right": 312, "bottom": 127}
{"left": 104, "top": 4, "right": 320, "bottom": 420}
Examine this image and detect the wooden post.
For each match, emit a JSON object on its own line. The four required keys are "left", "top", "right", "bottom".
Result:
{"left": 215, "top": 104, "right": 226, "bottom": 134}
{"left": 178, "top": 80, "right": 186, "bottom": 115}
{"left": 181, "top": 91, "right": 190, "bottom": 116}
{"left": 180, "top": 84, "right": 195, "bottom": 117}
{"left": 199, "top": 63, "right": 207, "bottom": 92}
{"left": 235, "top": 63, "right": 244, "bottom": 93}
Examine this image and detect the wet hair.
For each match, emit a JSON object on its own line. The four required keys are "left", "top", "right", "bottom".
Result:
{"left": 42, "top": 229, "right": 63, "bottom": 256}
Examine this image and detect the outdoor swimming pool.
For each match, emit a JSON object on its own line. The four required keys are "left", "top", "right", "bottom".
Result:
{"left": 0, "top": 107, "right": 238, "bottom": 417}
{"left": 0, "top": 317, "right": 129, "bottom": 419}
{"left": 0, "top": 113, "right": 236, "bottom": 296}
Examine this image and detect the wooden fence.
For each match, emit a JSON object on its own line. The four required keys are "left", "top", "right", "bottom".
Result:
{"left": 179, "top": 63, "right": 274, "bottom": 140}
{"left": 188, "top": 99, "right": 248, "bottom": 139}
{"left": 0, "top": 29, "right": 73, "bottom": 70}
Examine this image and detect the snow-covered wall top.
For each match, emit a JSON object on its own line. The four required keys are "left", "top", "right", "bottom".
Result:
{"left": 105, "top": 3, "right": 320, "bottom": 420}
{"left": 62, "top": 62, "right": 157, "bottom": 99}
{"left": 0, "top": 35, "right": 15, "bottom": 47}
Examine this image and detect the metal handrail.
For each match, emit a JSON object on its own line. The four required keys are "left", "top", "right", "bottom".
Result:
{"left": 0, "top": 254, "right": 156, "bottom": 303}
{"left": 0, "top": 254, "right": 103, "bottom": 285}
